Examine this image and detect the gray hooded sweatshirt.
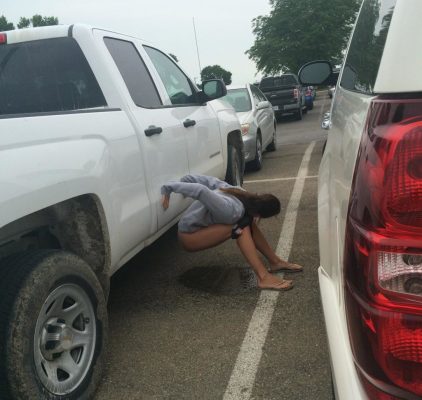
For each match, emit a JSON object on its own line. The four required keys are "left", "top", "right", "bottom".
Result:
{"left": 161, "top": 174, "right": 245, "bottom": 233}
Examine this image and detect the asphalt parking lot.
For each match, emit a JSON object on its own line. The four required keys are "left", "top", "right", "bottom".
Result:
{"left": 95, "top": 93, "right": 332, "bottom": 400}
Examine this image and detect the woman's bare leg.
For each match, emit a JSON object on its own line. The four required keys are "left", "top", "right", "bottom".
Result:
{"left": 178, "top": 224, "right": 232, "bottom": 252}
{"left": 250, "top": 222, "right": 303, "bottom": 273}
{"left": 236, "top": 226, "right": 293, "bottom": 290}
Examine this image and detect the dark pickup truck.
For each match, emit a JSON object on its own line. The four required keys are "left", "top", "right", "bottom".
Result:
{"left": 259, "top": 74, "right": 305, "bottom": 121}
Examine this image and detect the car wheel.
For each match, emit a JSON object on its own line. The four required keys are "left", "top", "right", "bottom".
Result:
{"left": 249, "top": 134, "right": 263, "bottom": 171}
{"left": 0, "top": 250, "right": 107, "bottom": 400}
{"left": 225, "top": 143, "right": 243, "bottom": 186}
{"left": 266, "top": 125, "right": 277, "bottom": 152}
{"left": 295, "top": 106, "right": 303, "bottom": 121}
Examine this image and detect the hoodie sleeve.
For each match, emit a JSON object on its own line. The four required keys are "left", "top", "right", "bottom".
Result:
{"left": 180, "top": 174, "right": 230, "bottom": 190}
{"left": 160, "top": 181, "right": 237, "bottom": 219}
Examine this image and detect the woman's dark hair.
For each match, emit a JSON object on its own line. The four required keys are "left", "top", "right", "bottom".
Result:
{"left": 220, "top": 188, "right": 280, "bottom": 218}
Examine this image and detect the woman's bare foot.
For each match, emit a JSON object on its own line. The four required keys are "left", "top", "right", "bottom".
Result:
{"left": 268, "top": 258, "right": 303, "bottom": 273}
{"left": 257, "top": 272, "right": 294, "bottom": 291}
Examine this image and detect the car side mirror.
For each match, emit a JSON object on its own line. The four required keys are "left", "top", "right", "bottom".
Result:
{"left": 298, "top": 60, "right": 338, "bottom": 86}
{"left": 200, "top": 79, "right": 227, "bottom": 103}
{"left": 257, "top": 100, "right": 270, "bottom": 110}
{"left": 321, "top": 112, "right": 331, "bottom": 130}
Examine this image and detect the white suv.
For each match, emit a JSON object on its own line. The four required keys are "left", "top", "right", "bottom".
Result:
{"left": 299, "top": 0, "right": 422, "bottom": 399}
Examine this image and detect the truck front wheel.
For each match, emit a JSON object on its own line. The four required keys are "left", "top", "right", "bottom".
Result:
{"left": 0, "top": 250, "right": 107, "bottom": 400}
{"left": 225, "top": 143, "right": 243, "bottom": 187}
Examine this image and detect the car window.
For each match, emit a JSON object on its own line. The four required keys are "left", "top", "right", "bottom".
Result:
{"left": 104, "top": 38, "right": 162, "bottom": 108}
{"left": 143, "top": 46, "right": 197, "bottom": 106}
{"left": 340, "top": 0, "right": 396, "bottom": 95}
{"left": 260, "top": 75, "right": 297, "bottom": 89}
{"left": 0, "top": 37, "right": 106, "bottom": 116}
{"left": 251, "top": 85, "right": 267, "bottom": 102}
{"left": 222, "top": 89, "right": 252, "bottom": 112}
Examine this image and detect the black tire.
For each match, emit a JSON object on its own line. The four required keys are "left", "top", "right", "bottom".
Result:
{"left": 322, "top": 140, "right": 327, "bottom": 155}
{"left": 295, "top": 106, "right": 303, "bottom": 121}
{"left": 266, "top": 124, "right": 277, "bottom": 152}
{"left": 225, "top": 143, "right": 243, "bottom": 186}
{"left": 249, "top": 134, "right": 263, "bottom": 171}
{"left": 0, "top": 250, "right": 108, "bottom": 400}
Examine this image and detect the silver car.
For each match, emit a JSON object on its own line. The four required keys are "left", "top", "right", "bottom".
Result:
{"left": 222, "top": 84, "right": 277, "bottom": 170}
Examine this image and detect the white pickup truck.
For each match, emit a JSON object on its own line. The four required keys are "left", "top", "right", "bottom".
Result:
{"left": 0, "top": 24, "right": 243, "bottom": 399}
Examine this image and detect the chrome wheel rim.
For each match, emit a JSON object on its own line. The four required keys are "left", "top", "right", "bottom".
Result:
{"left": 33, "top": 284, "right": 96, "bottom": 395}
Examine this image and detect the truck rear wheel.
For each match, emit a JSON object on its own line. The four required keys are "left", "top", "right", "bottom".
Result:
{"left": 0, "top": 250, "right": 107, "bottom": 400}
{"left": 295, "top": 106, "right": 303, "bottom": 120}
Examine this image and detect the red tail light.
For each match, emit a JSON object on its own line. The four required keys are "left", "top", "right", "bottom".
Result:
{"left": 0, "top": 33, "right": 7, "bottom": 44}
{"left": 293, "top": 88, "right": 299, "bottom": 99}
{"left": 345, "top": 97, "right": 422, "bottom": 399}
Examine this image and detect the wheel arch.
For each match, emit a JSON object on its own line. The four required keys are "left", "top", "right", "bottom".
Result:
{"left": 0, "top": 194, "right": 111, "bottom": 296}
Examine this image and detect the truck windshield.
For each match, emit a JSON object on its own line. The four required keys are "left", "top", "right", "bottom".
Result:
{"left": 222, "top": 88, "right": 252, "bottom": 113}
{"left": 260, "top": 75, "right": 297, "bottom": 89}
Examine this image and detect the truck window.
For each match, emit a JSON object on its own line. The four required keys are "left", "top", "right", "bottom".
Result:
{"left": 0, "top": 37, "right": 106, "bottom": 116}
{"left": 143, "top": 46, "right": 197, "bottom": 106}
{"left": 340, "top": 0, "right": 396, "bottom": 95}
{"left": 104, "top": 38, "right": 162, "bottom": 108}
{"left": 260, "top": 75, "right": 298, "bottom": 89}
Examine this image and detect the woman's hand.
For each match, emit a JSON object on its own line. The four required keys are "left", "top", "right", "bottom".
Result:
{"left": 161, "top": 194, "right": 170, "bottom": 210}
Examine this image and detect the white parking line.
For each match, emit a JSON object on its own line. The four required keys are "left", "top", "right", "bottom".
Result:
{"left": 223, "top": 141, "right": 316, "bottom": 400}
{"left": 244, "top": 175, "right": 317, "bottom": 184}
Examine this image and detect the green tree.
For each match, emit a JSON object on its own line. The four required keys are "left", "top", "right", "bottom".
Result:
{"left": 201, "top": 65, "right": 232, "bottom": 85}
{"left": 17, "top": 17, "right": 31, "bottom": 29}
{"left": 247, "top": 0, "right": 360, "bottom": 74}
{"left": 30, "top": 14, "right": 59, "bottom": 27}
{"left": 0, "top": 15, "right": 15, "bottom": 31}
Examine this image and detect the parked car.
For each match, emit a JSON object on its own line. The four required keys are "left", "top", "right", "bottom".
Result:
{"left": 0, "top": 24, "right": 244, "bottom": 399}
{"left": 222, "top": 84, "right": 277, "bottom": 170}
{"left": 304, "top": 86, "right": 314, "bottom": 110}
{"left": 299, "top": 0, "right": 422, "bottom": 399}
{"left": 259, "top": 73, "right": 306, "bottom": 121}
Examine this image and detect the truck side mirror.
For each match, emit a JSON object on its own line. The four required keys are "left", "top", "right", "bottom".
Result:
{"left": 298, "top": 61, "right": 338, "bottom": 86}
{"left": 200, "top": 79, "right": 227, "bottom": 103}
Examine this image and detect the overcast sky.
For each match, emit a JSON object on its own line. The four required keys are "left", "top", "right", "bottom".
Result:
{"left": 2, "top": 0, "right": 272, "bottom": 85}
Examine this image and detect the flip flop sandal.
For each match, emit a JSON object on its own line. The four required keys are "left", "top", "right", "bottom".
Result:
{"left": 268, "top": 263, "right": 303, "bottom": 273}
{"left": 259, "top": 281, "right": 294, "bottom": 291}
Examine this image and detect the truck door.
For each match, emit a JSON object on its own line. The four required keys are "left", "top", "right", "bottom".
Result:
{"left": 142, "top": 46, "right": 224, "bottom": 179}
{"left": 103, "top": 36, "right": 191, "bottom": 231}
